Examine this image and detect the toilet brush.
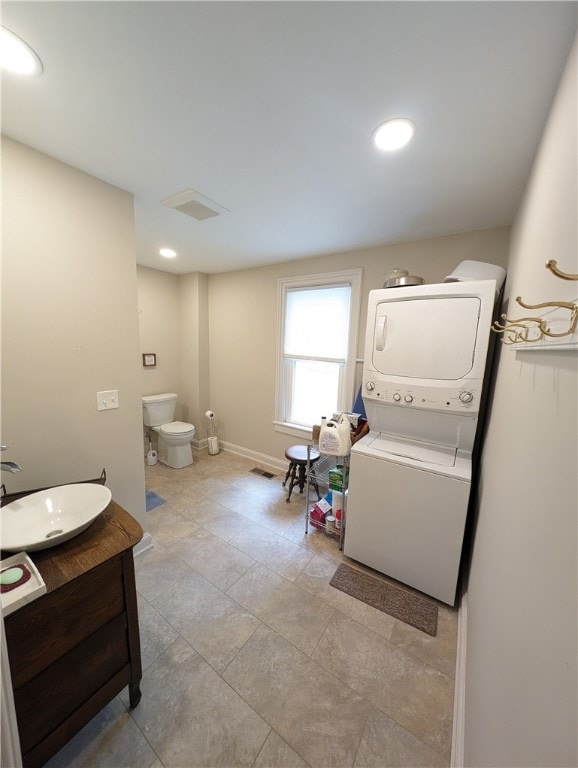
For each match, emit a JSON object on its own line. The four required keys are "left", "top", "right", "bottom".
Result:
{"left": 146, "top": 438, "right": 158, "bottom": 466}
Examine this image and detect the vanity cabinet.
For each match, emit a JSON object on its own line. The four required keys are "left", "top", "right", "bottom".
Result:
{"left": 3, "top": 500, "right": 143, "bottom": 768}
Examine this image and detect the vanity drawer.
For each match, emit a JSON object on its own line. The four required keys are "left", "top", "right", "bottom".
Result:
{"left": 5, "top": 557, "right": 124, "bottom": 687}
{"left": 14, "top": 612, "right": 130, "bottom": 757}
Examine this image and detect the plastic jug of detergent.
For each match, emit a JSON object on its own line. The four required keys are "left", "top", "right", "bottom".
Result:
{"left": 318, "top": 414, "right": 351, "bottom": 456}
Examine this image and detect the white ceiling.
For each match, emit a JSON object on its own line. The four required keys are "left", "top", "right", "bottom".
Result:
{"left": 2, "top": 2, "right": 576, "bottom": 275}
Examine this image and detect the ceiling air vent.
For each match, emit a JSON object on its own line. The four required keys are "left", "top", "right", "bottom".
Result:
{"left": 161, "top": 189, "right": 229, "bottom": 221}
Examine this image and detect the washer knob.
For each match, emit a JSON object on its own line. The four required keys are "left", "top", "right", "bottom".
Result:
{"left": 393, "top": 393, "right": 401, "bottom": 402}
{"left": 459, "top": 391, "right": 474, "bottom": 404}
{"left": 404, "top": 394, "right": 413, "bottom": 403}
{"left": 366, "top": 381, "right": 375, "bottom": 391}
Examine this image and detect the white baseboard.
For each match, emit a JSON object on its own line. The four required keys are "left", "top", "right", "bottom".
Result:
{"left": 219, "top": 441, "right": 287, "bottom": 474}
{"left": 149, "top": 436, "right": 285, "bottom": 476}
{"left": 134, "top": 530, "right": 154, "bottom": 556}
{"left": 451, "top": 589, "right": 468, "bottom": 768}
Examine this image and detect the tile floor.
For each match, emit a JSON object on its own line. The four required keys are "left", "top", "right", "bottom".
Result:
{"left": 46, "top": 449, "right": 458, "bottom": 768}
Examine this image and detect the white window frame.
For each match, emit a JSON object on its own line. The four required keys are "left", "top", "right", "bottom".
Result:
{"left": 275, "top": 269, "right": 362, "bottom": 439}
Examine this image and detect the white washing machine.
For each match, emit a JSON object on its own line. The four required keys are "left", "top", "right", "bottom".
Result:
{"left": 344, "top": 273, "right": 503, "bottom": 605}
{"left": 346, "top": 428, "right": 472, "bottom": 605}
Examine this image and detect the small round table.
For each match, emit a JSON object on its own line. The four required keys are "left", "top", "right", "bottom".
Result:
{"left": 282, "top": 445, "right": 321, "bottom": 502}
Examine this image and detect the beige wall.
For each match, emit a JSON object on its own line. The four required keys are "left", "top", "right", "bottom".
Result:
{"left": 1, "top": 138, "right": 147, "bottom": 536}
{"left": 178, "top": 271, "right": 210, "bottom": 432}
{"left": 137, "top": 266, "right": 180, "bottom": 397}
{"left": 136, "top": 267, "right": 210, "bottom": 445}
{"left": 464, "top": 37, "right": 577, "bottom": 767}
{"left": 207, "top": 227, "right": 510, "bottom": 465}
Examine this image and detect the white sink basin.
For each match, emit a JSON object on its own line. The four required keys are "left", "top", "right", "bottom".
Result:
{"left": 1, "top": 483, "right": 112, "bottom": 552}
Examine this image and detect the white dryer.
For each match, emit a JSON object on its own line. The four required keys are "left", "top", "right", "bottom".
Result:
{"left": 344, "top": 277, "right": 502, "bottom": 605}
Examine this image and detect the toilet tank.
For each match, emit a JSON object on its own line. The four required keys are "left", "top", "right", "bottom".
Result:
{"left": 142, "top": 393, "right": 178, "bottom": 426}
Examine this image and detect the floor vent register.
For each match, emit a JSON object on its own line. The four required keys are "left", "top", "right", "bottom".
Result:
{"left": 250, "top": 468, "right": 276, "bottom": 479}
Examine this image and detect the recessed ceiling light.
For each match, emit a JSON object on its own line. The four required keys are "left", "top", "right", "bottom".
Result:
{"left": 0, "top": 27, "right": 43, "bottom": 76}
{"left": 373, "top": 118, "right": 416, "bottom": 151}
{"left": 159, "top": 248, "right": 177, "bottom": 259}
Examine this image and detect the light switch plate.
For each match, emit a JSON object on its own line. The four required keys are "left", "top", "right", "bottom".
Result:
{"left": 97, "top": 390, "right": 119, "bottom": 411}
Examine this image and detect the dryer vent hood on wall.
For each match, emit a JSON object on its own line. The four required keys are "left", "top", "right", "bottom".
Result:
{"left": 444, "top": 260, "right": 506, "bottom": 297}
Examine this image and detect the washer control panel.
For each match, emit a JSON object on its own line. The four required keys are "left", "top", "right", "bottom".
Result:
{"left": 363, "top": 378, "right": 480, "bottom": 414}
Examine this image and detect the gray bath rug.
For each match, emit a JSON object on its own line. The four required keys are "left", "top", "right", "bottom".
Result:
{"left": 330, "top": 563, "right": 438, "bottom": 636}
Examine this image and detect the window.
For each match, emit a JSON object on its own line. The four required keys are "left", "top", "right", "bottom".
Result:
{"left": 276, "top": 270, "right": 362, "bottom": 436}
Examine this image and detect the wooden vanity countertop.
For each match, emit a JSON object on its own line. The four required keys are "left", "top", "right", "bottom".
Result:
{"left": 2, "top": 501, "right": 143, "bottom": 594}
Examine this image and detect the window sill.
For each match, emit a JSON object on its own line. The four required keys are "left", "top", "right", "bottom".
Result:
{"left": 273, "top": 421, "right": 313, "bottom": 440}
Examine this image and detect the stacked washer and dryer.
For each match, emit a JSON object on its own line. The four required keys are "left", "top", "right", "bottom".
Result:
{"left": 344, "top": 261, "right": 506, "bottom": 605}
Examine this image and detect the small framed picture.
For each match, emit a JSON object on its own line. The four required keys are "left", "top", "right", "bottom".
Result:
{"left": 142, "top": 353, "right": 156, "bottom": 367}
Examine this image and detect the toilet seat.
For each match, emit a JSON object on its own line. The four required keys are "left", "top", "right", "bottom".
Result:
{"left": 156, "top": 421, "right": 195, "bottom": 438}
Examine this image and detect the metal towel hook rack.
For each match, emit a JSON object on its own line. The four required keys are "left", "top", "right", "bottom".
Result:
{"left": 545, "top": 259, "right": 578, "bottom": 281}
{"left": 492, "top": 260, "right": 578, "bottom": 345}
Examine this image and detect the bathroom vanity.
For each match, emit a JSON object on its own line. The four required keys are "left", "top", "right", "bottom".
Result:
{"left": 3, "top": 500, "right": 143, "bottom": 768}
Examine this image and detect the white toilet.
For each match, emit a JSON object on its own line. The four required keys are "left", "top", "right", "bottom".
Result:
{"left": 142, "top": 393, "right": 195, "bottom": 469}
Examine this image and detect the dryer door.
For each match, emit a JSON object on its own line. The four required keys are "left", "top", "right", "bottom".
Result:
{"left": 371, "top": 296, "right": 481, "bottom": 380}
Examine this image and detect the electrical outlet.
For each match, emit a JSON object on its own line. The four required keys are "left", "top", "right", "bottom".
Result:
{"left": 97, "top": 390, "right": 119, "bottom": 411}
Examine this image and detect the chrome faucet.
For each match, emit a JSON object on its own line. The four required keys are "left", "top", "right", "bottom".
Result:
{"left": 0, "top": 446, "right": 22, "bottom": 473}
